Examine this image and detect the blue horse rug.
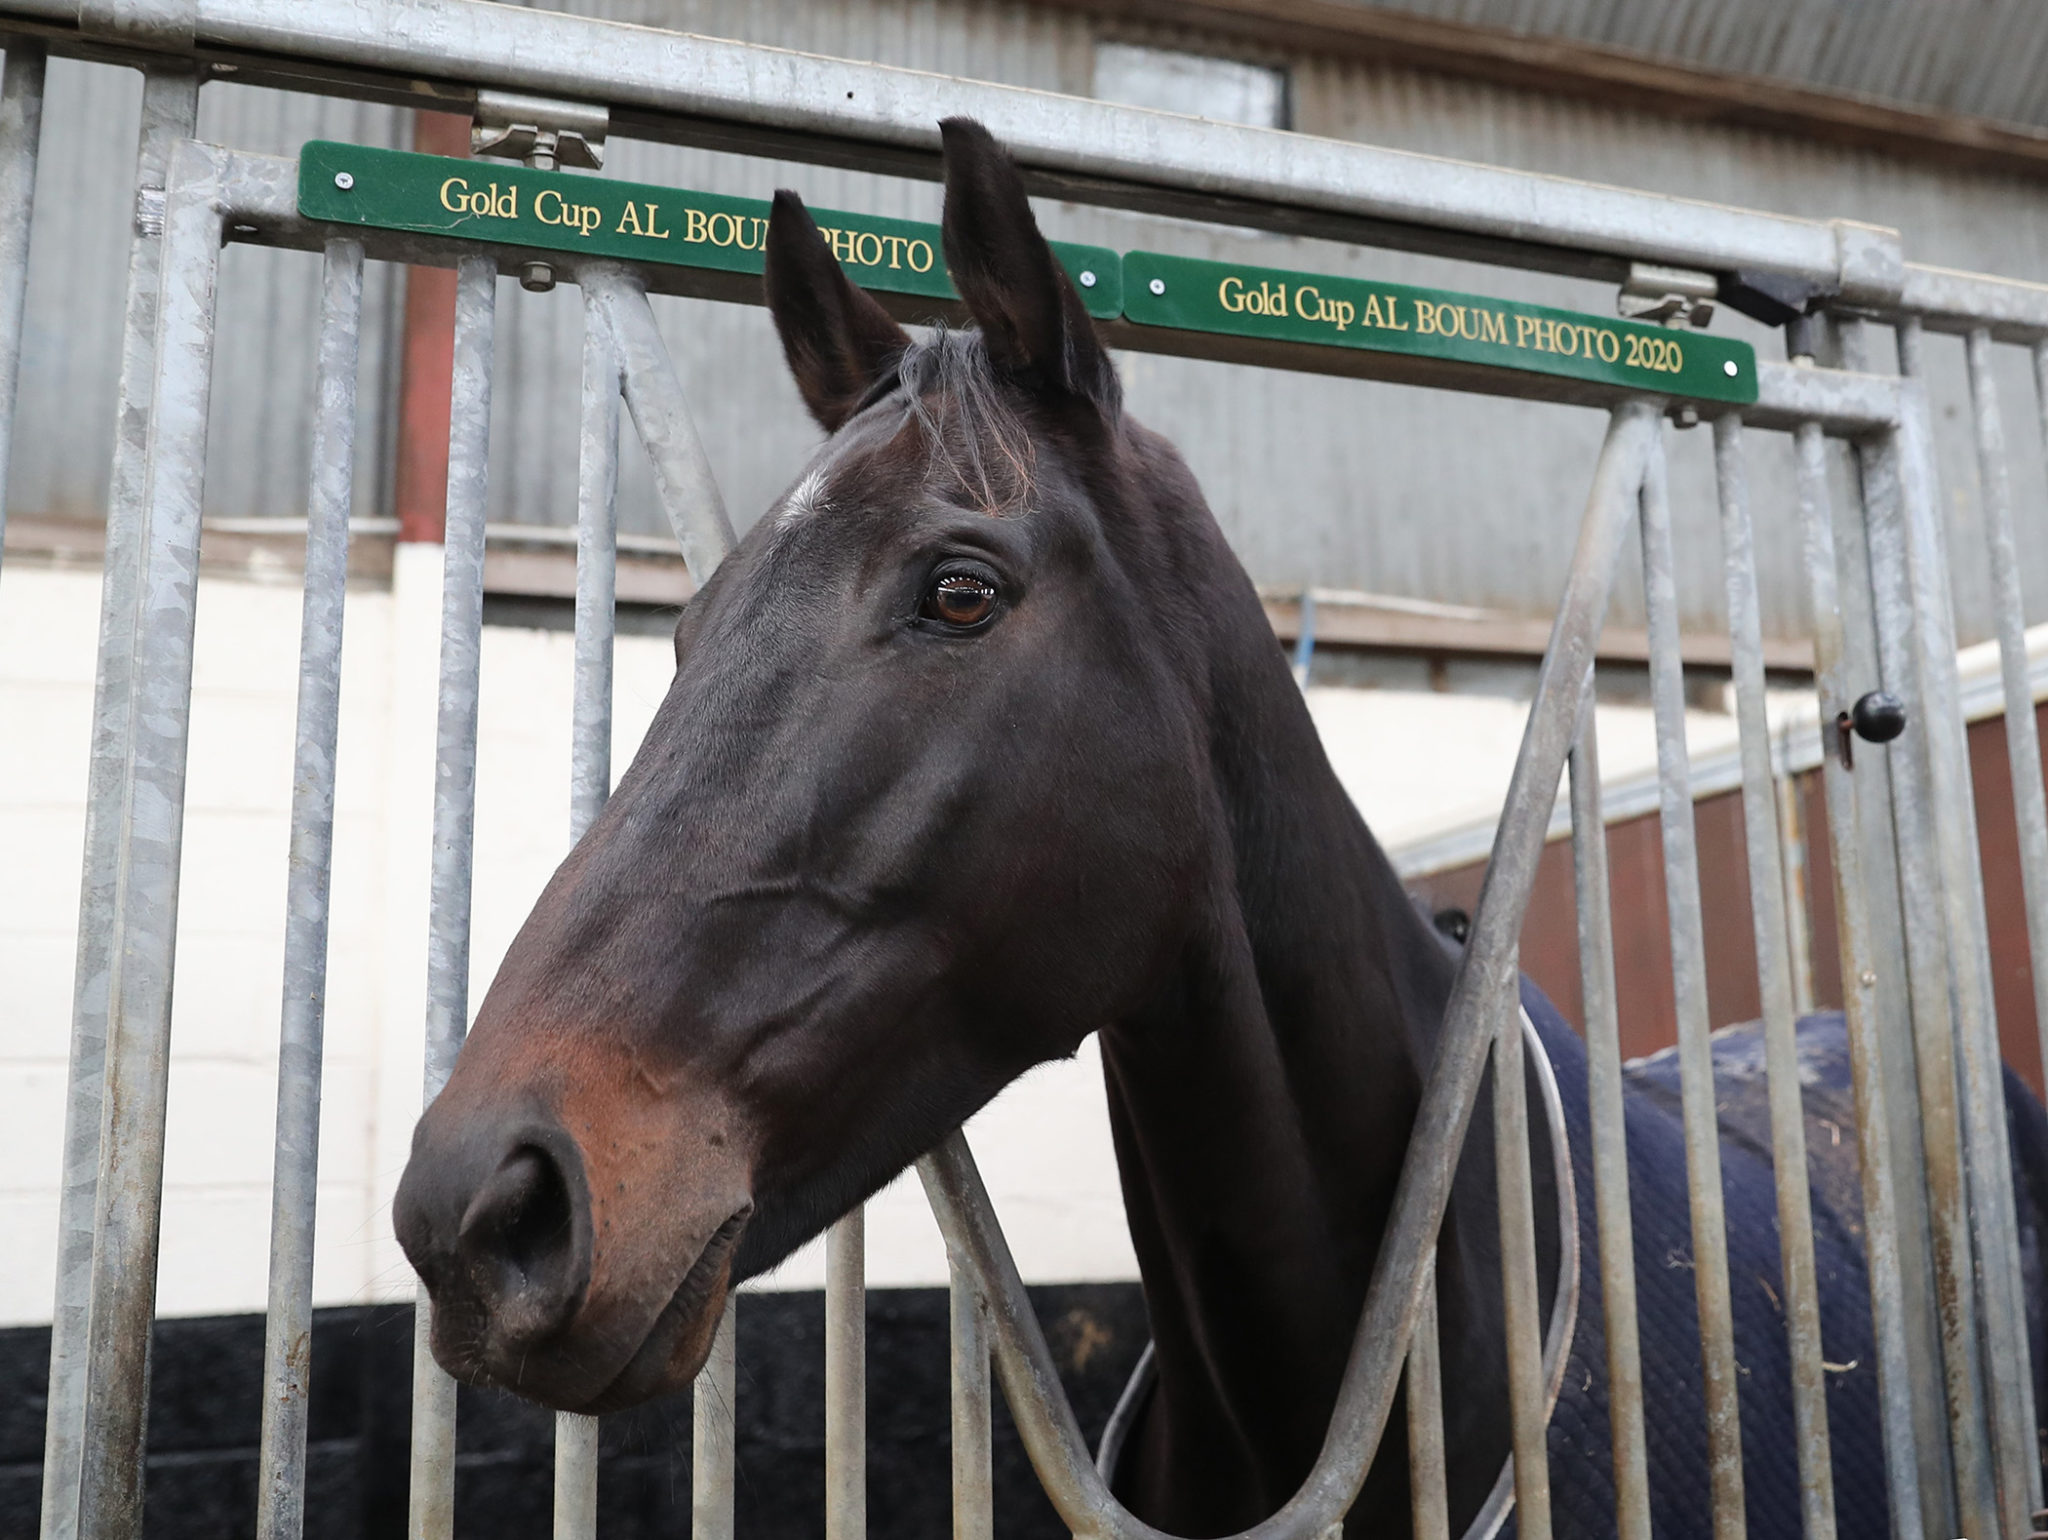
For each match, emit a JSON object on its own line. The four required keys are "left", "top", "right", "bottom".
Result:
{"left": 1521, "top": 979, "right": 2048, "bottom": 1540}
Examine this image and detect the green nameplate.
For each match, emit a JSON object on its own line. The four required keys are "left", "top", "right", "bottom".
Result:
{"left": 296, "top": 141, "right": 1124, "bottom": 320}
{"left": 1121, "top": 251, "right": 1758, "bottom": 404}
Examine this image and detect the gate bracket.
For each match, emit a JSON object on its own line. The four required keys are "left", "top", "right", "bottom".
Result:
{"left": 470, "top": 89, "right": 608, "bottom": 172}
{"left": 1618, "top": 262, "right": 1717, "bottom": 328}
{"left": 470, "top": 89, "right": 608, "bottom": 291}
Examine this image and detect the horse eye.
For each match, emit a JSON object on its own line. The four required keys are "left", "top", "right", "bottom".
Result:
{"left": 922, "top": 573, "right": 998, "bottom": 629}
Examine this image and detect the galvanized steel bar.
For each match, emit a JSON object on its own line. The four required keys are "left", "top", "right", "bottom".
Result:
{"left": 0, "top": 0, "right": 1897, "bottom": 290}
{"left": 692, "top": 1300, "right": 738, "bottom": 1540}
{"left": 947, "top": 1253, "right": 994, "bottom": 1540}
{"left": 1773, "top": 752, "right": 1818, "bottom": 1019}
{"left": 38, "top": 66, "right": 198, "bottom": 1540}
{"left": 580, "top": 267, "right": 734, "bottom": 581}
{"left": 916, "top": 400, "right": 1659, "bottom": 1540}
{"left": 254, "top": 236, "right": 363, "bottom": 1540}
{"left": 1712, "top": 412, "right": 1837, "bottom": 1540}
{"left": 552, "top": 1418, "right": 599, "bottom": 1540}
{"left": 408, "top": 252, "right": 498, "bottom": 1540}
{"left": 0, "top": 37, "right": 45, "bottom": 567}
{"left": 70, "top": 132, "right": 226, "bottom": 1540}
{"left": 1567, "top": 707, "right": 1652, "bottom": 1540}
{"left": 1789, "top": 414, "right": 1926, "bottom": 1540}
{"left": 1491, "top": 955, "right": 1553, "bottom": 1540}
{"left": 1639, "top": 426, "right": 1747, "bottom": 1540}
{"left": 1404, "top": 1259, "right": 1449, "bottom": 1540}
{"left": 1861, "top": 350, "right": 2001, "bottom": 1540}
{"left": 551, "top": 284, "right": 622, "bottom": 1540}
{"left": 1960, "top": 333, "right": 2048, "bottom": 1527}
{"left": 2021, "top": 338, "right": 2048, "bottom": 1118}
{"left": 1821, "top": 314, "right": 1957, "bottom": 1540}
{"left": 1893, "top": 334, "right": 2040, "bottom": 1539}
{"left": 826, "top": 1210, "right": 867, "bottom": 1540}
{"left": 569, "top": 286, "right": 621, "bottom": 845}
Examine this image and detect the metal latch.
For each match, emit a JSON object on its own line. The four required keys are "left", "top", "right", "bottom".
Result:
{"left": 469, "top": 90, "right": 610, "bottom": 292}
{"left": 1617, "top": 261, "right": 1717, "bottom": 328}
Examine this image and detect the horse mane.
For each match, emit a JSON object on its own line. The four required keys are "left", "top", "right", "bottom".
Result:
{"left": 895, "top": 325, "right": 1035, "bottom": 513}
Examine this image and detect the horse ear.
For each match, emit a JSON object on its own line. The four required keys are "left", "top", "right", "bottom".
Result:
{"left": 763, "top": 190, "right": 912, "bottom": 433}
{"left": 938, "top": 117, "right": 1119, "bottom": 414}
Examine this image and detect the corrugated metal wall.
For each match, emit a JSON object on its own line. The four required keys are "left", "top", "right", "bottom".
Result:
{"left": 10, "top": 60, "right": 409, "bottom": 532}
{"left": 1361, "top": 0, "right": 2048, "bottom": 128}
{"left": 9, "top": 1, "right": 2048, "bottom": 647}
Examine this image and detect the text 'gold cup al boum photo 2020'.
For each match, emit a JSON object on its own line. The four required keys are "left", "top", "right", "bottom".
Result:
{"left": 1214, "top": 270, "right": 1690, "bottom": 376}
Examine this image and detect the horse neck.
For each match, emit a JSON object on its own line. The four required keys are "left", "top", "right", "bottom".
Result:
{"left": 1097, "top": 497, "right": 1490, "bottom": 1527}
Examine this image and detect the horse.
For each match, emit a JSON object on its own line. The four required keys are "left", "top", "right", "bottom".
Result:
{"left": 392, "top": 117, "right": 2048, "bottom": 1537}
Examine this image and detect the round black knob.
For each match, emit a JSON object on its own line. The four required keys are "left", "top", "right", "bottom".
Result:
{"left": 1851, "top": 691, "right": 1908, "bottom": 744}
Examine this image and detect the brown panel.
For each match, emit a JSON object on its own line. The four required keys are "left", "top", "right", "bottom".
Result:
{"left": 1967, "top": 710, "right": 2048, "bottom": 1099}
{"left": 392, "top": 111, "right": 469, "bottom": 546}
{"left": 1796, "top": 769, "right": 1846, "bottom": 1014}
{"left": 1410, "top": 716, "right": 2046, "bottom": 1101}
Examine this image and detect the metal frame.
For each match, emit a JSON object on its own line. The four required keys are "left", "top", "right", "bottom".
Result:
{"left": 3, "top": 9, "right": 2048, "bottom": 1540}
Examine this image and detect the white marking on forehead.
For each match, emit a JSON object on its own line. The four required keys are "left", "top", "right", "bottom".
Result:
{"left": 778, "top": 467, "right": 832, "bottom": 527}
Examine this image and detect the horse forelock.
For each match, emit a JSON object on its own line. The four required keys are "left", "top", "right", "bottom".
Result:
{"left": 895, "top": 326, "right": 1036, "bottom": 513}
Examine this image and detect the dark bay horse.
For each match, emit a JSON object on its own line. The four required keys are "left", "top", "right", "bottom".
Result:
{"left": 392, "top": 119, "right": 2048, "bottom": 1537}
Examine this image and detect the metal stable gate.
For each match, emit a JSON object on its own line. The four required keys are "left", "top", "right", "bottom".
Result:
{"left": 2, "top": 5, "right": 2048, "bottom": 1540}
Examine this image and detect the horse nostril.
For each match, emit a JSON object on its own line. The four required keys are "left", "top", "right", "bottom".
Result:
{"left": 457, "top": 1143, "right": 591, "bottom": 1340}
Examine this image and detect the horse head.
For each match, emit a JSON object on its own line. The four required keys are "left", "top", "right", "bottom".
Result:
{"left": 392, "top": 119, "right": 1228, "bottom": 1414}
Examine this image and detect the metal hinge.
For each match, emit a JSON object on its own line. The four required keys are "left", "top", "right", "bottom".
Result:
{"left": 1617, "top": 261, "right": 1717, "bottom": 328}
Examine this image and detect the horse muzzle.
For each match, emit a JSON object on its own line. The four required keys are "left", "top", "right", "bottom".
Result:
{"left": 392, "top": 1026, "right": 756, "bottom": 1412}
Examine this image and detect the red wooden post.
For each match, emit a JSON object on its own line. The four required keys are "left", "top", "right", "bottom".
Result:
{"left": 392, "top": 111, "right": 469, "bottom": 544}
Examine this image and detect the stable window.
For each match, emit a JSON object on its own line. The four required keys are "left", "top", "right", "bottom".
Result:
{"left": 1092, "top": 42, "right": 1290, "bottom": 129}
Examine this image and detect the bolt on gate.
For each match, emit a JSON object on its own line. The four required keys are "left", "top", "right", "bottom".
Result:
{"left": 1, "top": 4, "right": 2047, "bottom": 1540}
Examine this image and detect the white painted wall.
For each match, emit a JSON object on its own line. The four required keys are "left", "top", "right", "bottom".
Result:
{"left": 0, "top": 554, "right": 1745, "bottom": 1325}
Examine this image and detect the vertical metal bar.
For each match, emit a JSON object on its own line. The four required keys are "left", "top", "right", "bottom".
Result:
{"left": 692, "top": 1300, "right": 738, "bottom": 1540}
{"left": 552, "top": 1419, "right": 599, "bottom": 1540}
{"left": 949, "top": 1256, "right": 994, "bottom": 1540}
{"left": 1492, "top": 954, "right": 1552, "bottom": 1540}
{"left": 1862, "top": 373, "right": 2000, "bottom": 1540}
{"left": 1640, "top": 426, "right": 1747, "bottom": 1540}
{"left": 1792, "top": 414, "right": 1927, "bottom": 1540}
{"left": 1826, "top": 317, "right": 1957, "bottom": 1540}
{"left": 1773, "top": 754, "right": 1818, "bottom": 1019}
{"left": 1569, "top": 705, "right": 1653, "bottom": 1540}
{"left": 1405, "top": 1258, "right": 1450, "bottom": 1540}
{"left": 69, "top": 136, "right": 225, "bottom": 1540}
{"left": 552, "top": 290, "right": 621, "bottom": 1540}
{"left": 2020, "top": 339, "right": 2048, "bottom": 1150}
{"left": 1714, "top": 414, "right": 1839, "bottom": 1540}
{"left": 826, "top": 1211, "right": 867, "bottom": 1540}
{"left": 579, "top": 267, "right": 734, "bottom": 580}
{"left": 1963, "top": 333, "right": 2048, "bottom": 1526}
{"left": 569, "top": 297, "right": 620, "bottom": 846}
{"left": 253, "top": 238, "right": 364, "bottom": 1540}
{"left": 1897, "top": 334, "right": 2038, "bottom": 1539}
{"left": 39, "top": 67, "right": 199, "bottom": 1540}
{"left": 407, "top": 253, "right": 498, "bottom": 1540}
{"left": 0, "top": 39, "right": 46, "bottom": 567}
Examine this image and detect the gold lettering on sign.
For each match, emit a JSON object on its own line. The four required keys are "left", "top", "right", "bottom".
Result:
{"left": 438, "top": 177, "right": 518, "bottom": 220}
{"left": 533, "top": 188, "right": 601, "bottom": 235}
{"left": 617, "top": 201, "right": 644, "bottom": 236}
{"left": 1218, "top": 275, "right": 1290, "bottom": 318}
{"left": 644, "top": 203, "right": 671, "bottom": 239}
